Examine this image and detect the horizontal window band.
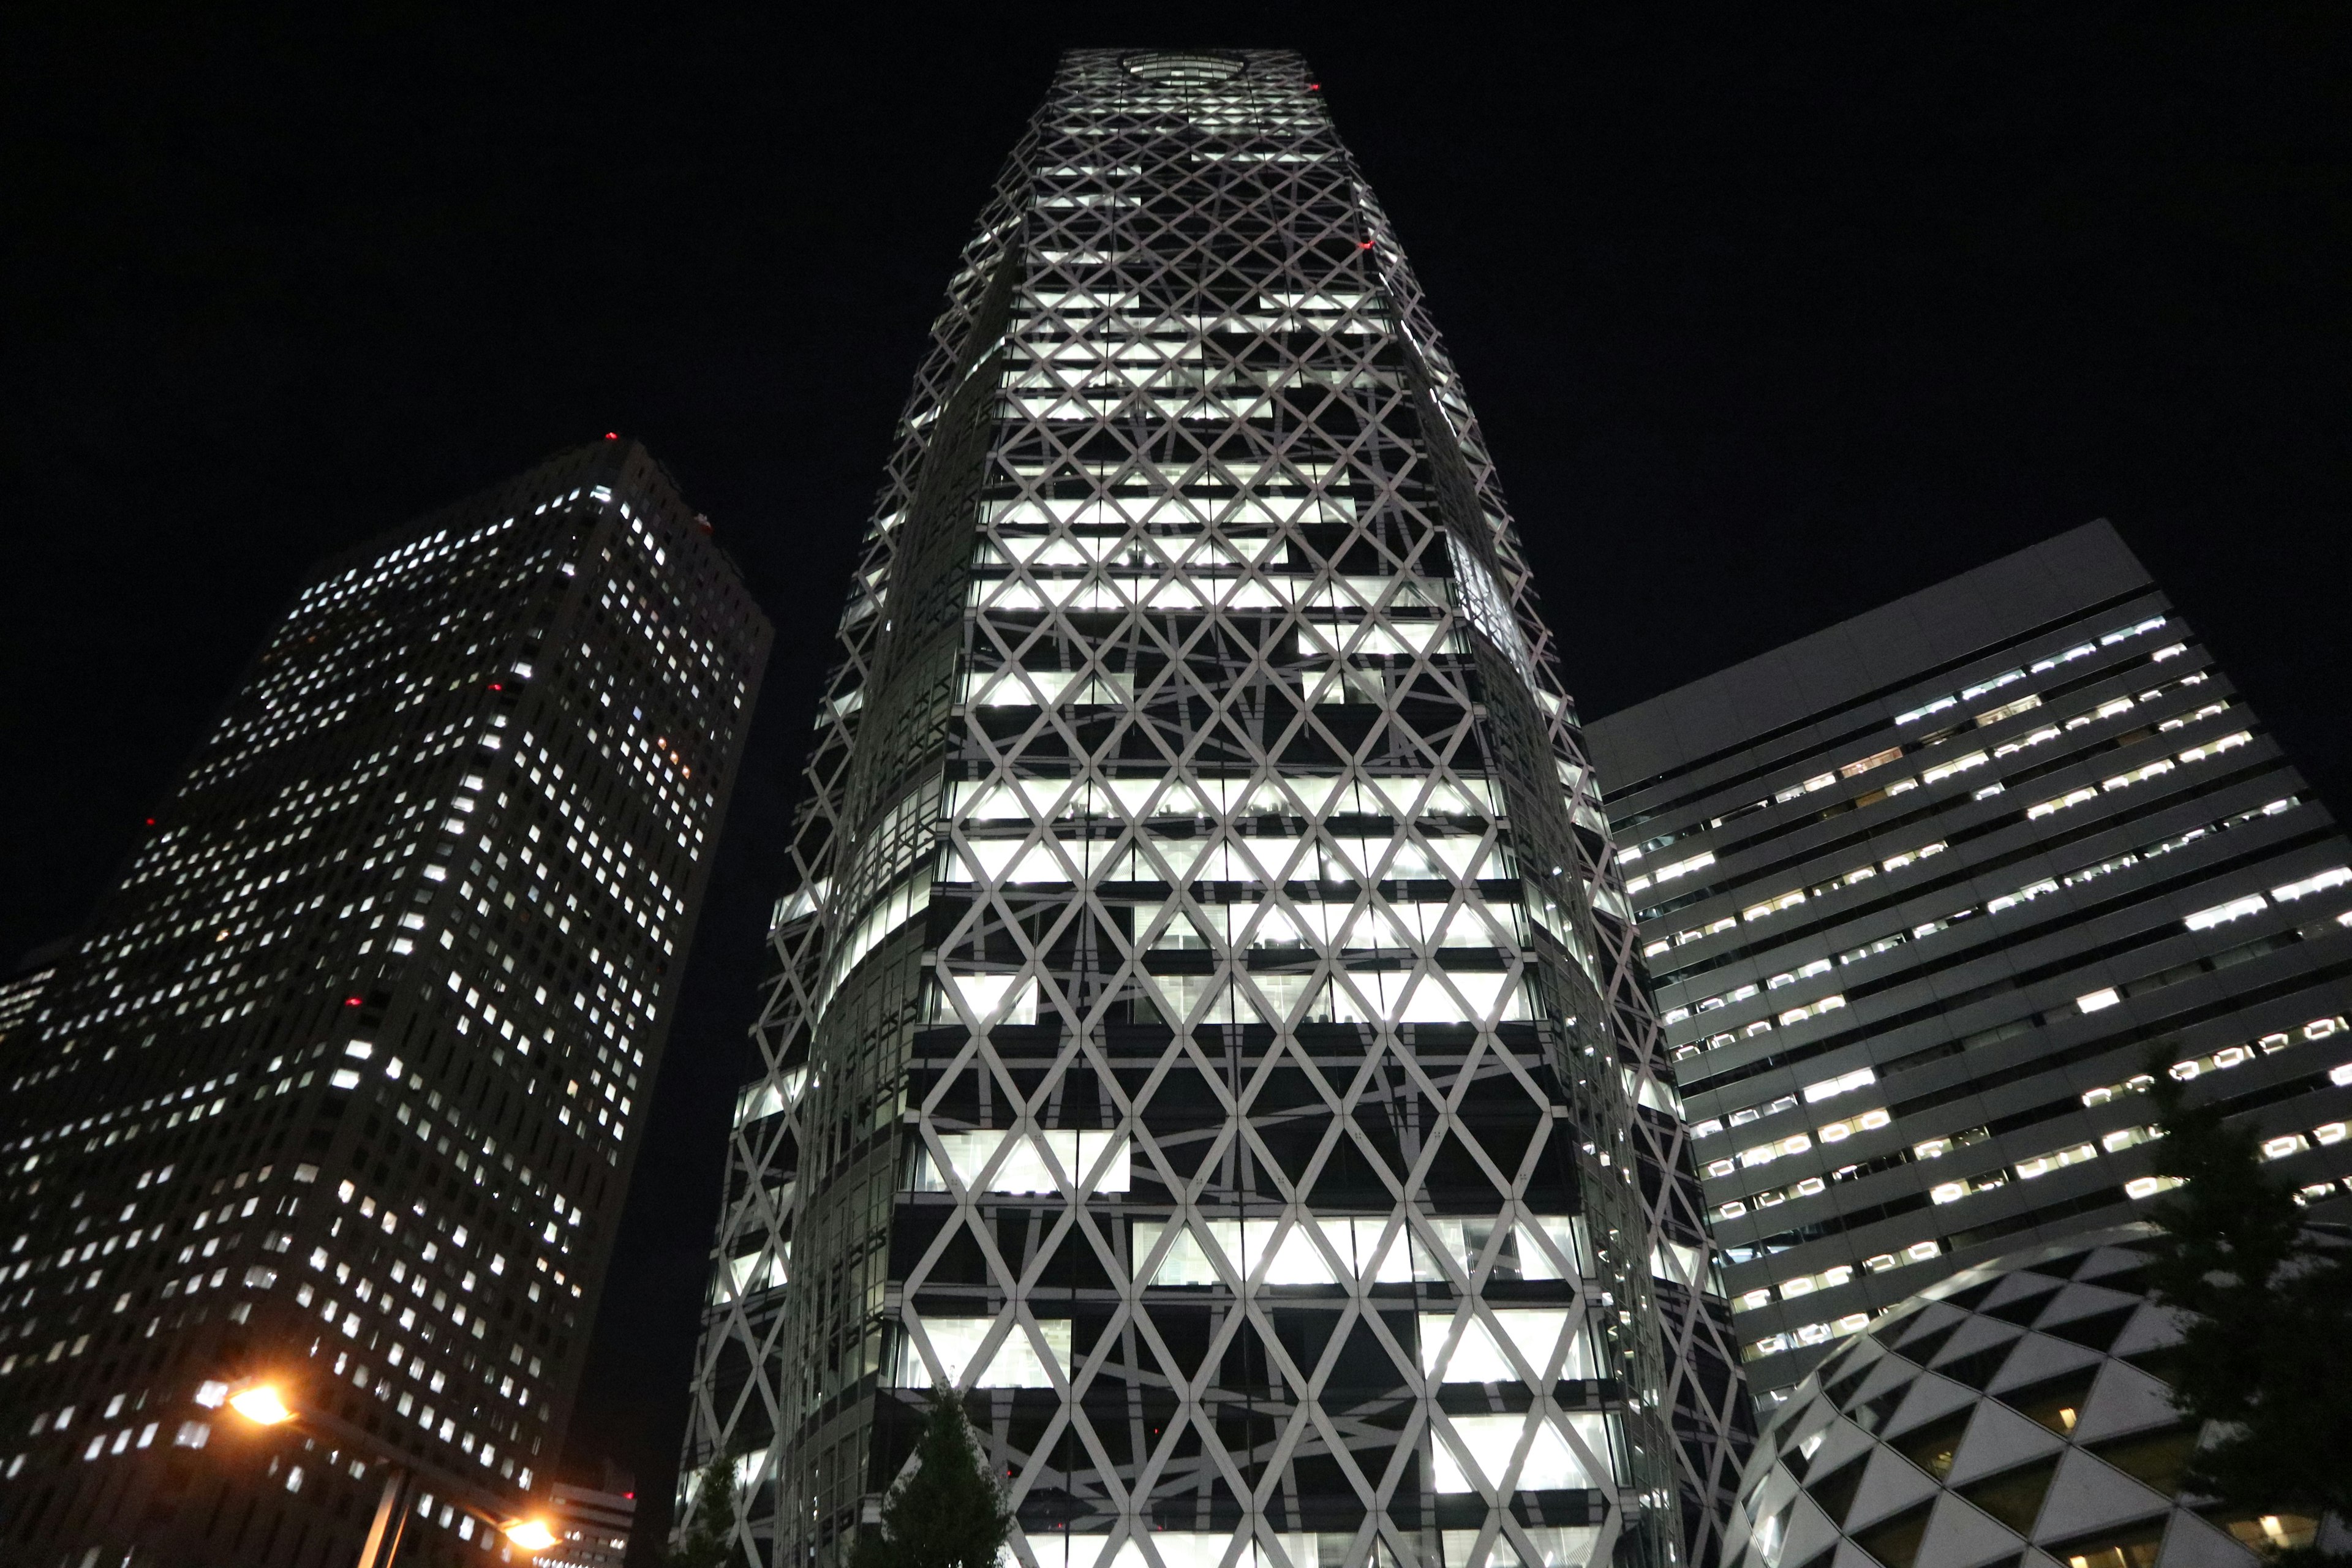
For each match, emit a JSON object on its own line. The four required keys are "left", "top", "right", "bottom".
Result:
{"left": 1691, "top": 894, "right": 2346, "bottom": 1109}
{"left": 1709, "top": 952, "right": 2352, "bottom": 1251}
{"left": 1600, "top": 585, "right": 2160, "bottom": 810}
{"left": 1679, "top": 818, "right": 2334, "bottom": 1042}
{"left": 1656, "top": 756, "right": 2289, "bottom": 997}
{"left": 1637, "top": 710, "right": 2258, "bottom": 922}
{"left": 1620, "top": 640, "right": 2208, "bottom": 869}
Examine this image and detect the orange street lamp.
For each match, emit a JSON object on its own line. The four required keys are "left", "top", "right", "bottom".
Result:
{"left": 223, "top": 1376, "right": 554, "bottom": 1567}
{"left": 226, "top": 1381, "right": 297, "bottom": 1427}
{"left": 502, "top": 1517, "right": 562, "bottom": 1551}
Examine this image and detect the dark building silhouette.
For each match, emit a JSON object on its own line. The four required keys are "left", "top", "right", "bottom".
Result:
{"left": 1586, "top": 522, "right": 2352, "bottom": 1406}
{"left": 0, "top": 440, "right": 769, "bottom": 1565}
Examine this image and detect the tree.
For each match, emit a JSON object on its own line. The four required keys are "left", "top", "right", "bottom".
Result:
{"left": 2143, "top": 1060, "right": 2352, "bottom": 1564}
{"left": 665, "top": 1453, "right": 742, "bottom": 1568}
{"left": 851, "top": 1390, "right": 1012, "bottom": 1568}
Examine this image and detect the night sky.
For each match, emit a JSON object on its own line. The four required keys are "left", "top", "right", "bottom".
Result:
{"left": 5, "top": 6, "right": 2346, "bottom": 1556}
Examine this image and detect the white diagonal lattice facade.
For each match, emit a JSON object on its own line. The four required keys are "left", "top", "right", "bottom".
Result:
{"left": 680, "top": 48, "right": 1754, "bottom": 1568}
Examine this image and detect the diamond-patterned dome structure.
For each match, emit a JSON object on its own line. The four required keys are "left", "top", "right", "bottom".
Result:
{"left": 677, "top": 46, "right": 1753, "bottom": 1568}
{"left": 1722, "top": 1225, "right": 2331, "bottom": 1568}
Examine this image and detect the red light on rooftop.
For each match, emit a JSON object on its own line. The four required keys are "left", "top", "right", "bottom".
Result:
{"left": 605, "top": 432, "right": 618, "bottom": 440}
{"left": 345, "top": 997, "right": 363, "bottom": 1007}
{"left": 490, "top": 682, "right": 503, "bottom": 691}
{"left": 145, "top": 817, "right": 156, "bottom": 825}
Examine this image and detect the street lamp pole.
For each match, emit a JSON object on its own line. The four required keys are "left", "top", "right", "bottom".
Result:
{"left": 356, "top": 1464, "right": 412, "bottom": 1568}
{"left": 225, "top": 1376, "right": 555, "bottom": 1567}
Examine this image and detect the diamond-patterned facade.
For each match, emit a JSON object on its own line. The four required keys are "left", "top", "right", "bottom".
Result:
{"left": 1722, "top": 1225, "right": 2334, "bottom": 1568}
{"left": 680, "top": 48, "right": 1752, "bottom": 1568}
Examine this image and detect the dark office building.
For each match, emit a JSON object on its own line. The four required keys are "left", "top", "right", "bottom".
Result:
{"left": 1585, "top": 522, "right": 2352, "bottom": 1406}
{"left": 680, "top": 48, "right": 1749, "bottom": 1568}
{"left": 0, "top": 440, "right": 769, "bottom": 1564}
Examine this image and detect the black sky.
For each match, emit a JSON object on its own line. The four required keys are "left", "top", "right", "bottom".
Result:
{"left": 4, "top": 4, "right": 2346, "bottom": 1556}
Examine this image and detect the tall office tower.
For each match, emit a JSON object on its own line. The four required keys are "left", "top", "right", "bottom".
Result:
{"left": 0, "top": 440, "right": 769, "bottom": 1566}
{"left": 682, "top": 48, "right": 1749, "bottom": 1568}
{"left": 1583, "top": 522, "right": 2352, "bottom": 1408}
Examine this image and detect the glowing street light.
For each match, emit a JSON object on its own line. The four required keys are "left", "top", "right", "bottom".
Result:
{"left": 225, "top": 1381, "right": 296, "bottom": 1427}
{"left": 221, "top": 1376, "right": 553, "bottom": 1564}
{"left": 501, "top": 1517, "right": 562, "bottom": 1551}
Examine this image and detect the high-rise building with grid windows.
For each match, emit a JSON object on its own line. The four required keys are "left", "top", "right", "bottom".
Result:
{"left": 680, "top": 49, "right": 1750, "bottom": 1568}
{"left": 0, "top": 440, "right": 769, "bottom": 1566}
{"left": 1584, "top": 523, "right": 2352, "bottom": 1409}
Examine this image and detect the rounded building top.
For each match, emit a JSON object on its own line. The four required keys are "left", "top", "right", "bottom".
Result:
{"left": 1120, "top": 50, "right": 1247, "bottom": 83}
{"left": 1724, "top": 1224, "right": 2335, "bottom": 1568}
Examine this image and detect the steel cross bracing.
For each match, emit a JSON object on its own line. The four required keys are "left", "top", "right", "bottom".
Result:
{"left": 679, "top": 48, "right": 1753, "bottom": 1568}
